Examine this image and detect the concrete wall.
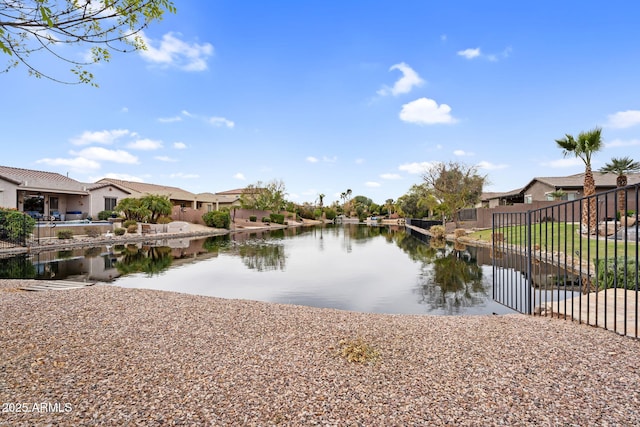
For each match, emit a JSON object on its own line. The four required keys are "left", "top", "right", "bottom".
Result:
{"left": 89, "top": 185, "right": 130, "bottom": 218}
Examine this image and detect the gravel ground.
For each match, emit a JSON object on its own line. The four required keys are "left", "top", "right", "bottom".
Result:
{"left": 1, "top": 279, "right": 639, "bottom": 426}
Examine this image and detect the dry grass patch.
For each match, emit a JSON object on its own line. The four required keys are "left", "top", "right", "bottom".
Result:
{"left": 336, "top": 338, "right": 381, "bottom": 364}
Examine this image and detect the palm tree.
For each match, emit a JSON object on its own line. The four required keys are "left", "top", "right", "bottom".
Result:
{"left": 600, "top": 156, "right": 640, "bottom": 218}
{"left": 555, "top": 127, "right": 603, "bottom": 232}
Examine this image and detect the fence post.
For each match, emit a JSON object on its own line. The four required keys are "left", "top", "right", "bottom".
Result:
{"left": 525, "top": 210, "right": 533, "bottom": 315}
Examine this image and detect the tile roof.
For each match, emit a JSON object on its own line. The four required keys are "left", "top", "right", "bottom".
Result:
{"left": 0, "top": 165, "right": 87, "bottom": 194}
{"left": 525, "top": 172, "right": 640, "bottom": 191}
{"left": 96, "top": 178, "right": 196, "bottom": 201}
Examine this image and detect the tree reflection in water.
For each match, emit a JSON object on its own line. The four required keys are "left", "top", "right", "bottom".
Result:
{"left": 203, "top": 233, "right": 287, "bottom": 272}
{"left": 115, "top": 245, "right": 173, "bottom": 276}
{"left": 395, "top": 231, "right": 486, "bottom": 314}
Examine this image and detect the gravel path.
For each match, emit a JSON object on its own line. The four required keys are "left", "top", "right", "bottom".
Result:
{"left": 1, "top": 279, "right": 639, "bottom": 426}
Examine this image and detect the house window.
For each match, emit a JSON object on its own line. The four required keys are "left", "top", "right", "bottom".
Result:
{"left": 105, "top": 197, "right": 117, "bottom": 211}
{"left": 49, "top": 197, "right": 59, "bottom": 210}
{"left": 524, "top": 194, "right": 533, "bottom": 204}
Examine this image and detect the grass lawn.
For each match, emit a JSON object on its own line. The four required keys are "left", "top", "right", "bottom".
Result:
{"left": 469, "top": 223, "right": 638, "bottom": 263}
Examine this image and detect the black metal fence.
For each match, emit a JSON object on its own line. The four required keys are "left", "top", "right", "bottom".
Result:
{"left": 492, "top": 183, "right": 639, "bottom": 338}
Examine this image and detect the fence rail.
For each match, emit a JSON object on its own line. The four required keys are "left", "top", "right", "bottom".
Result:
{"left": 492, "top": 183, "right": 639, "bottom": 338}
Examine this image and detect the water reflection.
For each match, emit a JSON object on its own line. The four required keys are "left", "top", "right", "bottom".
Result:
{"left": 1, "top": 225, "right": 522, "bottom": 315}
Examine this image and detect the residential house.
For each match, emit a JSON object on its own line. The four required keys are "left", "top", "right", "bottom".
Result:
{"left": 481, "top": 172, "right": 640, "bottom": 207}
{"left": 94, "top": 178, "right": 198, "bottom": 209}
{"left": 0, "top": 165, "right": 89, "bottom": 219}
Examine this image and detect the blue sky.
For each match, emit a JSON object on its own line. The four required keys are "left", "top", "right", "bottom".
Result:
{"left": 3, "top": 1, "right": 640, "bottom": 205}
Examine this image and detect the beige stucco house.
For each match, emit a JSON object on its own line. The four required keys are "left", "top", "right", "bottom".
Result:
{"left": 0, "top": 165, "right": 91, "bottom": 220}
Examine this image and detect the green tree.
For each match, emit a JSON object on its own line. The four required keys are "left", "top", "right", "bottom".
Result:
{"left": 140, "top": 194, "right": 172, "bottom": 224}
{"left": 397, "top": 183, "right": 431, "bottom": 218}
{"left": 115, "top": 198, "right": 149, "bottom": 222}
{"left": 600, "top": 156, "right": 640, "bottom": 218}
{"left": 239, "top": 179, "right": 287, "bottom": 212}
{"left": 422, "top": 162, "right": 486, "bottom": 227}
{"left": 0, "top": 0, "right": 176, "bottom": 85}
{"left": 555, "top": 127, "right": 603, "bottom": 232}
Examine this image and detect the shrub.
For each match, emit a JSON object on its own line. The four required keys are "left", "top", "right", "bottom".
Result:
{"left": 262, "top": 216, "right": 271, "bottom": 223}
{"left": 454, "top": 229, "right": 466, "bottom": 239}
{"left": 249, "top": 215, "right": 257, "bottom": 222}
{"left": 269, "top": 213, "right": 285, "bottom": 224}
{"left": 429, "top": 225, "right": 446, "bottom": 239}
{"left": 114, "top": 228, "right": 126, "bottom": 236}
{"left": 123, "top": 219, "right": 137, "bottom": 228}
{"left": 127, "top": 224, "right": 138, "bottom": 234}
{"left": 157, "top": 216, "right": 172, "bottom": 224}
{"left": 324, "top": 208, "right": 337, "bottom": 221}
{"left": 98, "top": 210, "right": 114, "bottom": 221}
{"left": 0, "top": 209, "right": 36, "bottom": 241}
{"left": 57, "top": 230, "right": 73, "bottom": 239}
{"left": 596, "top": 258, "right": 638, "bottom": 290}
{"left": 84, "top": 227, "right": 101, "bottom": 238}
{"left": 202, "top": 211, "right": 231, "bottom": 229}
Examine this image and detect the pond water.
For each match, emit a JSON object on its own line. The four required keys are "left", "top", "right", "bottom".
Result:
{"left": 2, "top": 224, "right": 522, "bottom": 315}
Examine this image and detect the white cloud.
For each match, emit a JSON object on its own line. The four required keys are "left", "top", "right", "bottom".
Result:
{"left": 398, "top": 161, "right": 434, "bottom": 174}
{"left": 365, "top": 181, "right": 381, "bottom": 188}
{"left": 155, "top": 156, "right": 177, "bottom": 162}
{"left": 377, "top": 62, "right": 425, "bottom": 96}
{"left": 70, "top": 129, "right": 130, "bottom": 145}
{"left": 139, "top": 31, "right": 214, "bottom": 72}
{"left": 457, "top": 48, "right": 481, "bottom": 59}
{"left": 128, "top": 138, "right": 163, "bottom": 150}
{"left": 477, "top": 160, "right": 508, "bottom": 170}
{"left": 454, "top": 149, "right": 474, "bottom": 156}
{"left": 173, "top": 142, "right": 187, "bottom": 149}
{"left": 70, "top": 147, "right": 139, "bottom": 164}
{"left": 605, "top": 138, "right": 640, "bottom": 148}
{"left": 458, "top": 46, "right": 511, "bottom": 62}
{"left": 208, "top": 117, "right": 235, "bottom": 128}
{"left": 233, "top": 172, "right": 246, "bottom": 180}
{"left": 306, "top": 156, "right": 319, "bottom": 163}
{"left": 542, "top": 158, "right": 584, "bottom": 168}
{"left": 158, "top": 116, "right": 182, "bottom": 123}
{"left": 399, "top": 97, "right": 457, "bottom": 125}
{"left": 380, "top": 173, "right": 402, "bottom": 180}
{"left": 169, "top": 172, "right": 199, "bottom": 179}
{"left": 181, "top": 110, "right": 194, "bottom": 118}
{"left": 440, "top": 34, "right": 447, "bottom": 42}
{"left": 36, "top": 157, "right": 101, "bottom": 172}
{"left": 355, "top": 158, "right": 365, "bottom": 164}
{"left": 605, "top": 110, "right": 640, "bottom": 129}
{"left": 121, "top": 107, "right": 129, "bottom": 113}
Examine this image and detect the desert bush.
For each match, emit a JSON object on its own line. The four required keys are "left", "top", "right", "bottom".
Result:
{"left": 0, "top": 209, "right": 35, "bottom": 241}
{"left": 57, "top": 230, "right": 73, "bottom": 239}
{"left": 157, "top": 216, "right": 172, "bottom": 224}
{"left": 85, "top": 227, "right": 101, "bottom": 238}
{"left": 123, "top": 219, "right": 137, "bottom": 228}
{"left": 114, "top": 228, "right": 126, "bottom": 236}
{"left": 454, "top": 229, "right": 466, "bottom": 239}
{"left": 127, "top": 224, "right": 138, "bottom": 234}
{"left": 98, "top": 210, "right": 115, "bottom": 220}
{"left": 324, "top": 208, "right": 337, "bottom": 221}
{"left": 202, "top": 211, "right": 231, "bottom": 229}
{"left": 596, "top": 258, "right": 638, "bottom": 290}
{"left": 269, "top": 213, "right": 285, "bottom": 224}
{"left": 262, "top": 216, "right": 270, "bottom": 223}
{"left": 249, "top": 215, "right": 257, "bottom": 222}
{"left": 429, "top": 225, "right": 446, "bottom": 239}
